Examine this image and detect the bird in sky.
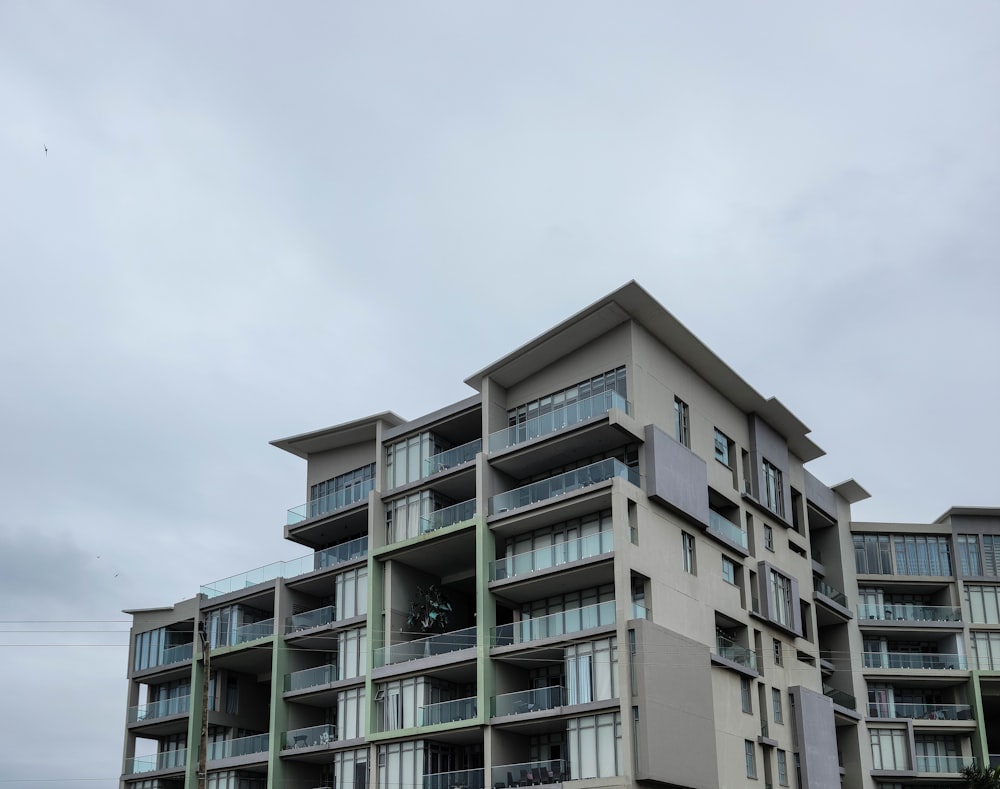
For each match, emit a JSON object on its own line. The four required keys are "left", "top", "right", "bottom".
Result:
{"left": 44, "top": 144, "right": 48, "bottom": 156}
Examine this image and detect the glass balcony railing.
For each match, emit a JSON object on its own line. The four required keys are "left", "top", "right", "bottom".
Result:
{"left": 863, "top": 652, "right": 968, "bottom": 670}
{"left": 822, "top": 684, "right": 856, "bottom": 710}
{"left": 815, "top": 580, "right": 848, "bottom": 607}
{"left": 284, "top": 663, "right": 337, "bottom": 692}
{"left": 283, "top": 724, "right": 336, "bottom": 749}
{"left": 914, "top": 754, "right": 968, "bottom": 773}
{"left": 201, "top": 536, "right": 368, "bottom": 599}
{"left": 491, "top": 601, "right": 616, "bottom": 647}
{"left": 287, "top": 479, "right": 375, "bottom": 525}
{"left": 991, "top": 754, "right": 1000, "bottom": 769}
{"left": 488, "top": 391, "right": 630, "bottom": 453}
{"left": 714, "top": 636, "right": 758, "bottom": 670}
{"left": 490, "top": 531, "right": 613, "bottom": 581}
{"left": 492, "top": 686, "right": 566, "bottom": 717}
{"left": 128, "top": 694, "right": 191, "bottom": 724}
{"left": 490, "top": 459, "right": 639, "bottom": 515}
{"left": 491, "top": 760, "right": 569, "bottom": 787}
{"left": 857, "top": 603, "right": 962, "bottom": 622}
{"left": 124, "top": 748, "right": 187, "bottom": 774}
{"left": 232, "top": 619, "right": 274, "bottom": 645}
{"left": 707, "top": 511, "right": 747, "bottom": 549}
{"left": 867, "top": 702, "right": 972, "bottom": 720}
{"left": 208, "top": 733, "right": 269, "bottom": 761}
{"left": 418, "top": 499, "right": 477, "bottom": 536}
{"left": 425, "top": 439, "right": 482, "bottom": 475}
{"left": 418, "top": 696, "right": 478, "bottom": 726}
{"left": 286, "top": 606, "right": 336, "bottom": 634}
{"left": 424, "top": 767, "right": 486, "bottom": 789}
{"left": 161, "top": 642, "right": 194, "bottom": 665}
{"left": 373, "top": 626, "right": 478, "bottom": 667}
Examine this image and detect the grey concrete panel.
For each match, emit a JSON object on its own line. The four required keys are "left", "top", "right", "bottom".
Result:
{"left": 789, "top": 686, "right": 841, "bottom": 789}
{"left": 747, "top": 415, "right": 792, "bottom": 517}
{"left": 643, "top": 424, "right": 709, "bottom": 526}
{"left": 632, "top": 620, "right": 719, "bottom": 789}
{"left": 803, "top": 470, "right": 837, "bottom": 521}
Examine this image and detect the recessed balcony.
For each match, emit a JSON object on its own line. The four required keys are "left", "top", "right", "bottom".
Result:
{"left": 425, "top": 439, "right": 482, "bottom": 476}
{"left": 863, "top": 652, "right": 968, "bottom": 670}
{"left": 490, "top": 459, "right": 638, "bottom": 517}
{"left": 282, "top": 724, "right": 336, "bottom": 750}
{"left": 425, "top": 767, "right": 485, "bottom": 789}
{"left": 419, "top": 499, "right": 477, "bottom": 536}
{"left": 419, "top": 695, "right": 478, "bottom": 726}
{"left": 232, "top": 618, "right": 274, "bottom": 645}
{"left": 491, "top": 601, "right": 616, "bottom": 648}
{"left": 285, "top": 605, "right": 336, "bottom": 634}
{"left": 208, "top": 732, "right": 269, "bottom": 761}
{"left": 491, "top": 759, "right": 568, "bottom": 788}
{"left": 287, "top": 479, "right": 374, "bottom": 525}
{"left": 284, "top": 663, "right": 338, "bottom": 693}
{"left": 128, "top": 694, "right": 191, "bottom": 725}
{"left": 374, "top": 626, "right": 478, "bottom": 668}
{"left": 492, "top": 686, "right": 566, "bottom": 717}
{"left": 707, "top": 511, "right": 748, "bottom": 550}
{"left": 914, "top": 754, "right": 968, "bottom": 774}
{"left": 490, "top": 532, "right": 613, "bottom": 582}
{"left": 822, "top": 685, "right": 857, "bottom": 710}
{"left": 815, "top": 580, "right": 849, "bottom": 608}
{"left": 123, "top": 748, "right": 187, "bottom": 775}
{"left": 712, "top": 635, "right": 758, "bottom": 671}
{"left": 489, "top": 391, "right": 630, "bottom": 454}
{"left": 867, "top": 702, "right": 972, "bottom": 721}
{"left": 858, "top": 603, "right": 962, "bottom": 623}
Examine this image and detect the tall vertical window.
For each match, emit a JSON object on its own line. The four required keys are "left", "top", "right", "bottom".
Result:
{"left": 741, "top": 677, "right": 753, "bottom": 714}
{"left": 762, "top": 460, "right": 784, "bottom": 517}
{"left": 674, "top": 397, "right": 690, "bottom": 448}
{"left": 682, "top": 532, "right": 696, "bottom": 574}
{"left": 958, "top": 535, "right": 983, "bottom": 576}
{"left": 777, "top": 750, "right": 788, "bottom": 786}
{"left": 773, "top": 638, "right": 783, "bottom": 666}
{"left": 870, "top": 728, "right": 908, "bottom": 771}
{"left": 722, "top": 556, "right": 737, "bottom": 585}
{"left": 567, "top": 712, "right": 623, "bottom": 779}
{"left": 965, "top": 585, "right": 1000, "bottom": 624}
{"left": 769, "top": 571, "right": 793, "bottom": 629}
{"left": 772, "top": 688, "right": 783, "bottom": 723}
{"left": 385, "top": 433, "right": 443, "bottom": 489}
{"left": 713, "top": 428, "right": 731, "bottom": 466}
{"left": 892, "top": 535, "right": 952, "bottom": 576}
{"left": 854, "top": 534, "right": 893, "bottom": 574}
{"left": 764, "top": 525, "right": 774, "bottom": 552}
{"left": 744, "top": 740, "right": 757, "bottom": 779}
{"left": 970, "top": 631, "right": 1000, "bottom": 670}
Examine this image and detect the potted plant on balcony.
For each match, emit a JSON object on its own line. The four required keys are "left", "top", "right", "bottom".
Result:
{"left": 407, "top": 584, "right": 453, "bottom": 636}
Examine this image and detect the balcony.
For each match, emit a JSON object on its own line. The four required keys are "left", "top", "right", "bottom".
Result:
{"left": 707, "top": 511, "right": 748, "bottom": 550}
{"left": 490, "top": 459, "right": 639, "bottom": 516}
{"left": 201, "top": 536, "right": 367, "bottom": 599}
{"left": 867, "top": 702, "right": 972, "bottom": 721}
{"left": 208, "top": 732, "right": 269, "bottom": 760}
{"left": 424, "top": 767, "right": 485, "bottom": 789}
{"left": 283, "top": 724, "right": 335, "bottom": 749}
{"left": 492, "top": 686, "right": 566, "bottom": 717}
{"left": 287, "top": 479, "right": 375, "bottom": 525}
{"left": 160, "top": 642, "right": 193, "bottom": 666}
{"left": 489, "top": 391, "right": 631, "bottom": 454}
{"left": 491, "top": 601, "right": 616, "bottom": 647}
{"left": 815, "top": 580, "right": 848, "bottom": 607}
{"left": 863, "top": 652, "right": 968, "bottom": 670}
{"left": 914, "top": 754, "right": 968, "bottom": 773}
{"left": 822, "top": 684, "right": 856, "bottom": 710}
{"left": 713, "top": 636, "right": 758, "bottom": 671}
{"left": 490, "top": 532, "right": 613, "bottom": 582}
{"left": 373, "top": 626, "right": 477, "bottom": 667}
{"left": 425, "top": 439, "right": 482, "bottom": 475}
{"left": 286, "top": 606, "right": 336, "bottom": 634}
{"left": 419, "top": 696, "right": 478, "bottom": 726}
{"left": 124, "top": 749, "right": 187, "bottom": 775}
{"left": 858, "top": 603, "right": 962, "bottom": 623}
{"left": 491, "top": 760, "right": 568, "bottom": 787}
{"left": 232, "top": 618, "right": 274, "bottom": 645}
{"left": 128, "top": 694, "right": 191, "bottom": 724}
{"left": 284, "top": 663, "right": 337, "bottom": 692}
{"left": 418, "top": 499, "right": 477, "bottom": 536}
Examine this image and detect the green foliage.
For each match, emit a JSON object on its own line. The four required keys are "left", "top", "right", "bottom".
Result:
{"left": 961, "top": 762, "right": 1000, "bottom": 788}
{"left": 406, "top": 584, "right": 453, "bottom": 634}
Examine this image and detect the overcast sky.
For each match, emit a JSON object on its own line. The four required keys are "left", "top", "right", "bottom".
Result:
{"left": 2, "top": 2, "right": 999, "bottom": 785}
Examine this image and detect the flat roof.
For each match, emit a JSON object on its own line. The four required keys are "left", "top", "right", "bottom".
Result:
{"left": 271, "top": 411, "right": 406, "bottom": 459}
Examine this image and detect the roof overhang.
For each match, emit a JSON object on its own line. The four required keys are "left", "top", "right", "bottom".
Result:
{"left": 271, "top": 411, "right": 406, "bottom": 459}
{"left": 831, "top": 479, "right": 871, "bottom": 504}
{"left": 934, "top": 506, "right": 1000, "bottom": 524}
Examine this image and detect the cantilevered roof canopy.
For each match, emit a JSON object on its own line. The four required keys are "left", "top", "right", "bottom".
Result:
{"left": 271, "top": 411, "right": 406, "bottom": 459}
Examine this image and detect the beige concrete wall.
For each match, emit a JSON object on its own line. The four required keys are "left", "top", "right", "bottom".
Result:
{"left": 306, "top": 440, "right": 377, "bottom": 490}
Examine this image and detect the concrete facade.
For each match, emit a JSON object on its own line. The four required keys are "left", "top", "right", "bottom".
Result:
{"left": 120, "top": 282, "right": 1000, "bottom": 789}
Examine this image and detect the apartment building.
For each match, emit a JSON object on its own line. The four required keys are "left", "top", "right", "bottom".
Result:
{"left": 120, "top": 281, "right": 999, "bottom": 789}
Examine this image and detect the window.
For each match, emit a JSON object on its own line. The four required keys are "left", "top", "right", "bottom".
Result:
{"left": 741, "top": 677, "right": 753, "bottom": 714}
{"left": 769, "top": 570, "right": 794, "bottom": 629}
{"left": 762, "top": 460, "right": 784, "bottom": 517}
{"left": 722, "top": 556, "right": 737, "bottom": 585}
{"left": 958, "top": 535, "right": 983, "bottom": 576}
{"left": 713, "top": 428, "right": 731, "bottom": 466}
{"left": 773, "top": 638, "right": 783, "bottom": 667}
{"left": 674, "top": 397, "right": 690, "bottom": 448}
{"left": 565, "top": 638, "right": 619, "bottom": 704}
{"left": 744, "top": 740, "right": 757, "bottom": 779}
{"left": 854, "top": 534, "right": 893, "bottom": 574}
{"left": 870, "top": 728, "right": 908, "bottom": 771}
{"left": 764, "top": 525, "right": 774, "bottom": 552}
{"left": 682, "top": 532, "right": 696, "bottom": 574}
{"left": 772, "top": 688, "right": 783, "bottom": 722}
{"left": 892, "top": 535, "right": 952, "bottom": 576}
{"left": 777, "top": 749, "right": 788, "bottom": 786}
{"left": 971, "top": 631, "right": 1000, "bottom": 670}
{"left": 567, "top": 712, "right": 623, "bottom": 779}
{"left": 965, "top": 585, "right": 1000, "bottom": 624}
{"left": 310, "top": 463, "right": 376, "bottom": 518}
